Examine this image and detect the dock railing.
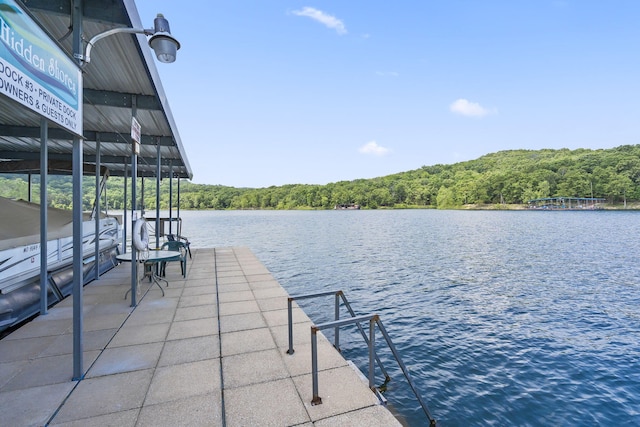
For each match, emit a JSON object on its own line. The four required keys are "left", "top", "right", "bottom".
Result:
{"left": 286, "top": 290, "right": 437, "bottom": 427}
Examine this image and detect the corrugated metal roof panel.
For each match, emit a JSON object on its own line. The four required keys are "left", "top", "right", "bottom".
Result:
{"left": 0, "top": 0, "right": 192, "bottom": 179}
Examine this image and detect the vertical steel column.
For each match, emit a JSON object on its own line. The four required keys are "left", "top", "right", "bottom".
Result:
{"left": 39, "top": 118, "right": 48, "bottom": 315}
{"left": 72, "top": 139, "right": 84, "bottom": 378}
{"left": 130, "top": 99, "right": 138, "bottom": 307}
{"left": 71, "top": 0, "right": 84, "bottom": 382}
{"left": 103, "top": 160, "right": 108, "bottom": 213}
{"left": 123, "top": 162, "right": 127, "bottom": 253}
{"left": 94, "top": 135, "right": 101, "bottom": 280}
{"left": 155, "top": 138, "right": 161, "bottom": 247}
{"left": 177, "top": 172, "right": 180, "bottom": 235}
{"left": 169, "top": 162, "right": 173, "bottom": 235}
{"left": 28, "top": 173, "right": 32, "bottom": 201}
{"left": 130, "top": 153, "right": 137, "bottom": 306}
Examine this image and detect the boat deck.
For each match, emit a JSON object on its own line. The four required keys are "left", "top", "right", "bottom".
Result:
{"left": 0, "top": 247, "right": 400, "bottom": 426}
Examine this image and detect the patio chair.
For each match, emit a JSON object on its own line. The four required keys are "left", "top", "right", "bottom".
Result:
{"left": 167, "top": 234, "right": 192, "bottom": 259}
{"left": 159, "top": 240, "right": 188, "bottom": 278}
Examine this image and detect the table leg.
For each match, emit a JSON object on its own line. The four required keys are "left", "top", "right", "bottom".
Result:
{"left": 124, "top": 261, "right": 168, "bottom": 299}
{"left": 149, "top": 270, "right": 166, "bottom": 296}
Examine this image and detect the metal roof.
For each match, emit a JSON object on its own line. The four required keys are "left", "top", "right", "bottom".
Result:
{"left": 0, "top": 0, "right": 192, "bottom": 179}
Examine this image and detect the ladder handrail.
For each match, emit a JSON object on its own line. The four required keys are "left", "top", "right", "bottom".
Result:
{"left": 286, "top": 290, "right": 436, "bottom": 426}
{"left": 287, "top": 290, "right": 389, "bottom": 379}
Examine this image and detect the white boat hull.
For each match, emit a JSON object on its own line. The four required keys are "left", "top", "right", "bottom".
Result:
{"left": 0, "top": 211, "right": 121, "bottom": 333}
{"left": 0, "top": 217, "right": 120, "bottom": 294}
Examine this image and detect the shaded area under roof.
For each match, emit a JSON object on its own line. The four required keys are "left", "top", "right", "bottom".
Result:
{"left": 0, "top": 0, "right": 192, "bottom": 179}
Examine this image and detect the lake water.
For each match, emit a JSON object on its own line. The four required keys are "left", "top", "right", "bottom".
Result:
{"left": 178, "top": 209, "right": 640, "bottom": 426}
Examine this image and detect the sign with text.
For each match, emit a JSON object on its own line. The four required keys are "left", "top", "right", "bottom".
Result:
{"left": 0, "top": 0, "right": 82, "bottom": 136}
{"left": 131, "top": 116, "right": 140, "bottom": 154}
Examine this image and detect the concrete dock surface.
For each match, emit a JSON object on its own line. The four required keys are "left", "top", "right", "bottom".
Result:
{"left": 0, "top": 247, "right": 401, "bottom": 426}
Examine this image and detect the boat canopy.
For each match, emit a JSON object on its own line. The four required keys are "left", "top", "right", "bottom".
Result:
{"left": 0, "top": 197, "right": 92, "bottom": 251}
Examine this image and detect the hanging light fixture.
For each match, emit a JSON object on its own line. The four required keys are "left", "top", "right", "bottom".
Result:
{"left": 79, "top": 13, "right": 180, "bottom": 65}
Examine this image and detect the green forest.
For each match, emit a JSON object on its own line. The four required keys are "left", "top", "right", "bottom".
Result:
{"left": 2, "top": 145, "right": 640, "bottom": 210}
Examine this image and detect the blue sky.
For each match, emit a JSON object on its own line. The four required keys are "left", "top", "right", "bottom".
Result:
{"left": 136, "top": 1, "right": 639, "bottom": 188}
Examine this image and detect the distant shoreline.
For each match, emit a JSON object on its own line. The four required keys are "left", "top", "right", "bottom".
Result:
{"left": 175, "top": 203, "right": 640, "bottom": 211}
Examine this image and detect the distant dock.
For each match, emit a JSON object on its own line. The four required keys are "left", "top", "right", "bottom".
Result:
{"left": 0, "top": 247, "right": 400, "bottom": 426}
{"left": 527, "top": 197, "right": 606, "bottom": 210}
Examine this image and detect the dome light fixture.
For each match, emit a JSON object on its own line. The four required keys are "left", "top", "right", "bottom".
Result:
{"left": 79, "top": 13, "right": 180, "bottom": 65}
{"left": 148, "top": 14, "right": 180, "bottom": 63}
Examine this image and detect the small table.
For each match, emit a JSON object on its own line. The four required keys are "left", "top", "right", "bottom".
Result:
{"left": 116, "top": 250, "right": 182, "bottom": 298}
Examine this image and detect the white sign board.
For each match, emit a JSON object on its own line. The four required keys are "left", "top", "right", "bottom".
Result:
{"left": 131, "top": 116, "right": 140, "bottom": 154}
{"left": 0, "top": 0, "right": 83, "bottom": 136}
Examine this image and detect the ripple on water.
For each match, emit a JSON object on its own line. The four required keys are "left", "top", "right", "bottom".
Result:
{"left": 179, "top": 210, "right": 640, "bottom": 426}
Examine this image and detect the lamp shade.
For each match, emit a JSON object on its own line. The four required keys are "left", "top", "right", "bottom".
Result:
{"left": 149, "top": 32, "right": 180, "bottom": 63}
{"left": 149, "top": 14, "right": 180, "bottom": 63}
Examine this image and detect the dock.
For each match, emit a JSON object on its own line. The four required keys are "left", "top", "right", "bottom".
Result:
{"left": 0, "top": 247, "right": 401, "bottom": 426}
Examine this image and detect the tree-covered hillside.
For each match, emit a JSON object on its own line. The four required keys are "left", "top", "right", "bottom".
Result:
{"left": 2, "top": 145, "right": 639, "bottom": 210}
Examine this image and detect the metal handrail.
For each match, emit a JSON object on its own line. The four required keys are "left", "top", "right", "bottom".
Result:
{"left": 286, "top": 290, "right": 437, "bottom": 426}
{"left": 287, "top": 290, "right": 389, "bottom": 379}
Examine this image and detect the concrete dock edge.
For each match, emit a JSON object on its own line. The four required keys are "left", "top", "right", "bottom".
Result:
{"left": 0, "top": 247, "right": 402, "bottom": 426}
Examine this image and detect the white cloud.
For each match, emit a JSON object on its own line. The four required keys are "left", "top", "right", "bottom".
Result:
{"left": 449, "top": 98, "right": 496, "bottom": 117}
{"left": 359, "top": 141, "right": 391, "bottom": 156}
{"left": 292, "top": 7, "right": 347, "bottom": 35}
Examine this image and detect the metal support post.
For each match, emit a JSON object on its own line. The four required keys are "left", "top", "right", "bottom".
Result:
{"left": 339, "top": 292, "right": 390, "bottom": 380}
{"left": 71, "top": 0, "right": 83, "bottom": 382}
{"left": 369, "top": 317, "right": 376, "bottom": 390}
{"left": 130, "top": 151, "right": 137, "bottom": 307}
{"left": 334, "top": 292, "right": 340, "bottom": 351}
{"left": 287, "top": 298, "right": 295, "bottom": 354}
{"left": 169, "top": 162, "right": 173, "bottom": 234}
{"left": 39, "top": 118, "right": 48, "bottom": 315}
{"left": 311, "top": 326, "right": 322, "bottom": 405}
{"left": 123, "top": 162, "right": 127, "bottom": 253}
{"left": 130, "top": 99, "right": 138, "bottom": 306}
{"left": 94, "top": 136, "right": 101, "bottom": 280}
{"left": 72, "top": 135, "right": 83, "bottom": 380}
{"left": 309, "top": 314, "right": 375, "bottom": 406}
{"left": 155, "top": 138, "right": 161, "bottom": 247}
{"left": 177, "top": 173, "right": 180, "bottom": 234}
